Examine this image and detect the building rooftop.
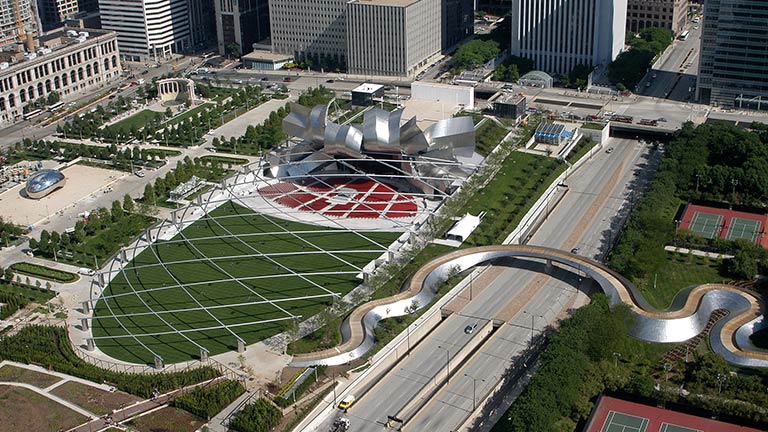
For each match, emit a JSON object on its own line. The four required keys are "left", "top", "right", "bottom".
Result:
{"left": 496, "top": 94, "right": 525, "bottom": 104}
{"left": 0, "top": 27, "right": 114, "bottom": 72}
{"left": 350, "top": 0, "right": 421, "bottom": 7}
{"left": 352, "top": 83, "right": 385, "bottom": 94}
{"left": 242, "top": 50, "right": 293, "bottom": 62}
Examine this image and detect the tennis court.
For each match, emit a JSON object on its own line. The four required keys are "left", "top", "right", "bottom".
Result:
{"left": 688, "top": 212, "right": 722, "bottom": 239}
{"left": 726, "top": 217, "right": 761, "bottom": 242}
{"left": 601, "top": 411, "right": 649, "bottom": 432}
{"left": 660, "top": 424, "right": 702, "bottom": 432}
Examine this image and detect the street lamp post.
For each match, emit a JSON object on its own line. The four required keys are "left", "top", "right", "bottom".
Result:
{"left": 717, "top": 373, "right": 726, "bottom": 394}
{"left": 464, "top": 373, "right": 486, "bottom": 411}
{"left": 612, "top": 352, "right": 621, "bottom": 368}
{"left": 523, "top": 311, "right": 543, "bottom": 344}
{"left": 664, "top": 362, "right": 672, "bottom": 383}
{"left": 437, "top": 345, "right": 450, "bottom": 383}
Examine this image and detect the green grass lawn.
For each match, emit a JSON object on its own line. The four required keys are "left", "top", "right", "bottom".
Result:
{"left": 464, "top": 151, "right": 564, "bottom": 246}
{"left": 9, "top": 262, "right": 79, "bottom": 283}
{"left": 162, "top": 103, "right": 213, "bottom": 128}
{"left": 635, "top": 253, "right": 725, "bottom": 309}
{"left": 109, "top": 110, "right": 163, "bottom": 131}
{"left": 92, "top": 201, "right": 398, "bottom": 364}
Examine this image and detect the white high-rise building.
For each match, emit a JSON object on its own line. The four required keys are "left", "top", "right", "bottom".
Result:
{"left": 99, "top": 0, "right": 191, "bottom": 61}
{"left": 510, "top": 0, "right": 627, "bottom": 75}
{"left": 268, "top": 0, "right": 347, "bottom": 65}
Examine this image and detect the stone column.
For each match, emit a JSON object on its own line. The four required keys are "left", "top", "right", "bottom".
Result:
{"left": 81, "top": 317, "right": 90, "bottom": 330}
{"left": 154, "top": 355, "right": 164, "bottom": 369}
{"left": 82, "top": 300, "right": 91, "bottom": 314}
{"left": 237, "top": 337, "right": 245, "bottom": 353}
{"left": 86, "top": 338, "right": 95, "bottom": 350}
{"left": 200, "top": 348, "right": 209, "bottom": 362}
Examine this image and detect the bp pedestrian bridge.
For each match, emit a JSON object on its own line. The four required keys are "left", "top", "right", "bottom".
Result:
{"left": 291, "top": 245, "right": 768, "bottom": 369}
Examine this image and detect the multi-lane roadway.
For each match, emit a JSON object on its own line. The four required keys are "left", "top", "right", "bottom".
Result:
{"left": 320, "top": 138, "right": 654, "bottom": 431}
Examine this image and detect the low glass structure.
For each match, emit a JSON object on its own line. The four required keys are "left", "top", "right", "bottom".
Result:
{"left": 25, "top": 169, "right": 66, "bottom": 199}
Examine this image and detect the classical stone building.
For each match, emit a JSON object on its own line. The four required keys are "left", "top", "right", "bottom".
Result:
{"left": 0, "top": 28, "right": 120, "bottom": 126}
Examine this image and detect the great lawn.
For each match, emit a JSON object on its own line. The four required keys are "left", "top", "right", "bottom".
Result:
{"left": 92, "top": 201, "right": 397, "bottom": 363}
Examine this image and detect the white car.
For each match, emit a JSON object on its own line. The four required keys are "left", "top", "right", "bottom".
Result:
{"left": 134, "top": 170, "right": 145, "bottom": 178}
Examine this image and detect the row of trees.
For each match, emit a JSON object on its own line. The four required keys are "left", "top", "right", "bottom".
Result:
{"left": 7, "top": 139, "right": 178, "bottom": 171}
{"left": 492, "top": 55, "right": 535, "bottom": 83}
{"left": 495, "top": 296, "right": 655, "bottom": 430}
{"left": 0, "top": 326, "right": 221, "bottom": 398}
{"left": 22, "top": 91, "right": 61, "bottom": 114}
{"left": 609, "top": 27, "right": 674, "bottom": 90}
{"left": 212, "top": 86, "right": 336, "bottom": 156}
{"left": 142, "top": 156, "right": 231, "bottom": 205}
{"left": 30, "top": 194, "right": 151, "bottom": 266}
{"left": 228, "top": 398, "right": 282, "bottom": 432}
{"left": 611, "top": 122, "right": 768, "bottom": 282}
{"left": 495, "top": 295, "right": 768, "bottom": 431}
{"left": 56, "top": 82, "right": 268, "bottom": 147}
{"left": 171, "top": 380, "right": 245, "bottom": 420}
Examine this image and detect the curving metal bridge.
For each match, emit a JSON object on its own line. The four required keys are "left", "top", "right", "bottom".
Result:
{"left": 290, "top": 245, "right": 768, "bottom": 368}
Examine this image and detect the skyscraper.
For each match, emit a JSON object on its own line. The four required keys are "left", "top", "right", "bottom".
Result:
{"left": 697, "top": 0, "right": 768, "bottom": 110}
{"left": 98, "top": 0, "right": 190, "bottom": 61}
{"left": 347, "top": 0, "right": 443, "bottom": 77}
{"left": 268, "top": 0, "right": 348, "bottom": 66}
{"left": 214, "top": 0, "right": 269, "bottom": 56}
{"left": 510, "top": 0, "right": 627, "bottom": 75}
{"left": 37, "top": 0, "right": 80, "bottom": 30}
{"left": 625, "top": 0, "right": 688, "bottom": 35}
{"left": 0, "top": 0, "right": 39, "bottom": 47}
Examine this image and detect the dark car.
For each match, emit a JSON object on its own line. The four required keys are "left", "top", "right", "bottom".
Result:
{"left": 570, "top": 247, "right": 580, "bottom": 254}
{"left": 141, "top": 70, "right": 149, "bottom": 75}
{"left": 464, "top": 322, "right": 478, "bottom": 334}
{"left": 326, "top": 79, "right": 335, "bottom": 83}
{"left": 283, "top": 77, "right": 293, "bottom": 82}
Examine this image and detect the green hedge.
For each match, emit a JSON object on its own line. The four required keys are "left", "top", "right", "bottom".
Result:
{"left": 9, "top": 262, "right": 79, "bottom": 283}
{"left": 229, "top": 398, "right": 282, "bottom": 432}
{"left": 171, "top": 380, "right": 245, "bottom": 419}
{"left": 0, "top": 326, "right": 220, "bottom": 398}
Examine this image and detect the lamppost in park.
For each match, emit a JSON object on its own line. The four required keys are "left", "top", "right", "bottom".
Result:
{"left": 464, "top": 372, "right": 486, "bottom": 411}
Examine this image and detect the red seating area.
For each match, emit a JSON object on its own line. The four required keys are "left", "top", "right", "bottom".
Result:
{"left": 258, "top": 179, "right": 418, "bottom": 219}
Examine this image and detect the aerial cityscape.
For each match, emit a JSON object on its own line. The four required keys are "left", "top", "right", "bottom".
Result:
{"left": 0, "top": 0, "right": 767, "bottom": 431}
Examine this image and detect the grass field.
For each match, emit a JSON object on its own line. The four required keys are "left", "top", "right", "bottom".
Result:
{"left": 93, "top": 201, "right": 398, "bottom": 364}
{"left": 636, "top": 253, "right": 724, "bottom": 309}
{"left": 109, "top": 109, "right": 163, "bottom": 131}
{"left": 162, "top": 103, "right": 213, "bottom": 128}
{"left": 0, "top": 385, "right": 87, "bottom": 431}
{"left": 0, "top": 365, "right": 61, "bottom": 388}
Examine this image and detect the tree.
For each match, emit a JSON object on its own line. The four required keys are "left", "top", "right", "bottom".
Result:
{"left": 226, "top": 43, "right": 241, "bottom": 59}
{"left": 111, "top": 200, "right": 124, "bottom": 221}
{"left": 143, "top": 183, "right": 155, "bottom": 204}
{"left": 123, "top": 194, "right": 135, "bottom": 213}
{"left": 454, "top": 39, "right": 500, "bottom": 71}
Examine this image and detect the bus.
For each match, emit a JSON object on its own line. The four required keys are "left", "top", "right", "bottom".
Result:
{"left": 47, "top": 101, "right": 65, "bottom": 112}
{"left": 678, "top": 30, "right": 690, "bottom": 41}
{"left": 23, "top": 109, "right": 43, "bottom": 121}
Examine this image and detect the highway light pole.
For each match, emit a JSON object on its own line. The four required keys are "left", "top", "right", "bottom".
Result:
{"left": 464, "top": 373, "right": 485, "bottom": 411}
{"left": 523, "top": 311, "right": 543, "bottom": 344}
{"left": 437, "top": 345, "right": 450, "bottom": 383}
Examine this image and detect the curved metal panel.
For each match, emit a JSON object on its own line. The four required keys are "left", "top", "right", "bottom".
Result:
{"left": 362, "top": 108, "right": 403, "bottom": 153}
{"left": 307, "top": 103, "right": 330, "bottom": 144}
{"left": 323, "top": 122, "right": 364, "bottom": 158}
{"left": 424, "top": 117, "right": 476, "bottom": 159}
{"left": 282, "top": 103, "right": 312, "bottom": 139}
{"left": 399, "top": 116, "right": 429, "bottom": 154}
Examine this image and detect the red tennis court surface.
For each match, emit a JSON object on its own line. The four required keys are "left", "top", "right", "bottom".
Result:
{"left": 258, "top": 179, "right": 418, "bottom": 219}
{"left": 678, "top": 204, "right": 768, "bottom": 248}
{"left": 586, "top": 395, "right": 763, "bottom": 432}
